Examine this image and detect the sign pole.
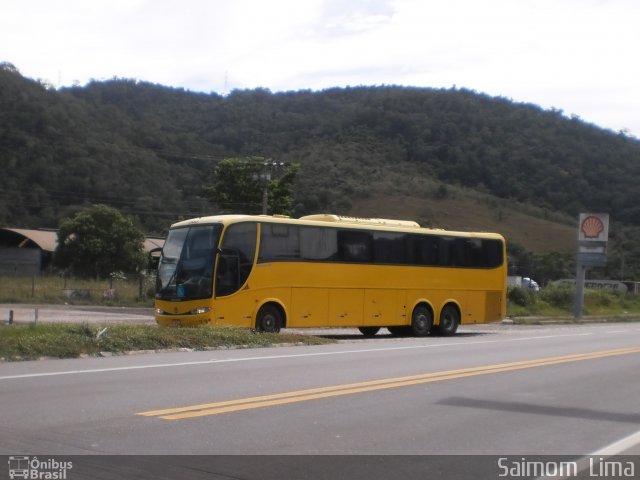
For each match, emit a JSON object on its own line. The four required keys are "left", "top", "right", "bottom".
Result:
{"left": 573, "top": 264, "right": 586, "bottom": 319}
{"left": 574, "top": 213, "right": 609, "bottom": 320}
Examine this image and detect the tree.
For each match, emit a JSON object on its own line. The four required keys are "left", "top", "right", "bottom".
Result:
{"left": 204, "top": 157, "right": 299, "bottom": 216}
{"left": 506, "top": 242, "right": 534, "bottom": 276}
{"left": 53, "top": 204, "right": 146, "bottom": 279}
{"left": 266, "top": 162, "right": 300, "bottom": 215}
{"left": 531, "top": 251, "right": 574, "bottom": 286}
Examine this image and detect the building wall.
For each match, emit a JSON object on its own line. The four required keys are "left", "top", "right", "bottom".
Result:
{"left": 0, "top": 248, "right": 42, "bottom": 276}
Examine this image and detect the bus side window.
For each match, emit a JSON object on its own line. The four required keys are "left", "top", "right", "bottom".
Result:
{"left": 338, "top": 230, "right": 373, "bottom": 262}
{"left": 373, "top": 232, "right": 406, "bottom": 264}
{"left": 483, "top": 239, "right": 504, "bottom": 268}
{"left": 259, "top": 223, "right": 300, "bottom": 261}
{"left": 417, "top": 235, "right": 438, "bottom": 265}
{"left": 464, "top": 238, "right": 484, "bottom": 267}
{"left": 437, "top": 237, "right": 454, "bottom": 266}
{"left": 300, "top": 227, "right": 338, "bottom": 261}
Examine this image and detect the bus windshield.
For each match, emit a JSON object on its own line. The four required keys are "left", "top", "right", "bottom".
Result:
{"left": 156, "top": 224, "right": 222, "bottom": 301}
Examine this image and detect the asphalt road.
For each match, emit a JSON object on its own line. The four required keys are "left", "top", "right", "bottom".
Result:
{"left": 2, "top": 321, "right": 640, "bottom": 462}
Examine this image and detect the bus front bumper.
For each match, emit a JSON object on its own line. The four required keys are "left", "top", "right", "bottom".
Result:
{"left": 155, "top": 306, "right": 212, "bottom": 327}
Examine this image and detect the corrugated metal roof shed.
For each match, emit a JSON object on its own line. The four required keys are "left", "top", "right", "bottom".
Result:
{"left": 0, "top": 228, "right": 58, "bottom": 251}
{"left": 144, "top": 237, "right": 165, "bottom": 251}
{"left": 0, "top": 228, "right": 164, "bottom": 253}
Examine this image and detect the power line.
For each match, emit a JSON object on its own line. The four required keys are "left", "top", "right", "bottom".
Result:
{"left": 0, "top": 187, "right": 262, "bottom": 216}
{"left": 2, "top": 129, "right": 264, "bottom": 165}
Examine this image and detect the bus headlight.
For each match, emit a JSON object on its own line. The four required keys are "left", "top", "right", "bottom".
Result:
{"left": 191, "top": 307, "right": 211, "bottom": 315}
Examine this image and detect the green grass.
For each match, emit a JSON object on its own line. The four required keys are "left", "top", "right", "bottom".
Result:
{"left": 0, "top": 323, "right": 334, "bottom": 361}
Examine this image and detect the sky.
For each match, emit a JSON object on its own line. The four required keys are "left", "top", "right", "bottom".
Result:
{"left": 2, "top": 0, "right": 639, "bottom": 137}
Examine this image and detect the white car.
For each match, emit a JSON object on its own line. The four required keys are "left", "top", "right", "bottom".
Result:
{"left": 522, "top": 277, "right": 540, "bottom": 292}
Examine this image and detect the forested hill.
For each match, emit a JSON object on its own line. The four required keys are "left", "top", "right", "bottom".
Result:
{"left": 2, "top": 61, "right": 640, "bottom": 236}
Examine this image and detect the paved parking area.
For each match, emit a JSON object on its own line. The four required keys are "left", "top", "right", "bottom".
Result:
{"left": 0, "top": 304, "right": 155, "bottom": 325}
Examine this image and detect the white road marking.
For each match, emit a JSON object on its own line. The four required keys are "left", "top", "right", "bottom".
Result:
{"left": 535, "top": 430, "right": 640, "bottom": 480}
{"left": 1, "top": 331, "right": 627, "bottom": 382}
{"left": 589, "top": 429, "right": 640, "bottom": 456}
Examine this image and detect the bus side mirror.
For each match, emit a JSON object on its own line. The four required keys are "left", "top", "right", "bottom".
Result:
{"left": 148, "top": 247, "right": 163, "bottom": 270}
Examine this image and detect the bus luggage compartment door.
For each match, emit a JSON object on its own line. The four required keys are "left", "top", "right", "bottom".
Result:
{"left": 329, "top": 288, "right": 364, "bottom": 327}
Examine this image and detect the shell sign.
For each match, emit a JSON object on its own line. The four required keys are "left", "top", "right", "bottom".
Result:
{"left": 578, "top": 213, "right": 609, "bottom": 242}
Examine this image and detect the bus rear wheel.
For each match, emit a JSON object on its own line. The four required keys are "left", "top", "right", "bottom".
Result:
{"left": 410, "top": 305, "right": 433, "bottom": 337}
{"left": 435, "top": 304, "right": 460, "bottom": 336}
{"left": 255, "top": 304, "right": 282, "bottom": 333}
{"left": 358, "top": 327, "right": 380, "bottom": 337}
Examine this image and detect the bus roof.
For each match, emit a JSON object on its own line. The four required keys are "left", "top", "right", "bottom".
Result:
{"left": 299, "top": 214, "right": 420, "bottom": 228}
{"left": 170, "top": 214, "right": 505, "bottom": 240}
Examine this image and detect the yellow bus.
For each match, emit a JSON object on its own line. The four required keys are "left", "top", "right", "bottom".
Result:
{"left": 154, "top": 214, "right": 507, "bottom": 336}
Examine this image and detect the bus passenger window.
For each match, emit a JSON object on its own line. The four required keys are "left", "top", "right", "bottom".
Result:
{"left": 373, "top": 232, "right": 406, "bottom": 264}
{"left": 452, "top": 238, "right": 468, "bottom": 266}
{"left": 483, "top": 239, "right": 504, "bottom": 268}
{"left": 437, "top": 237, "right": 454, "bottom": 266}
{"left": 259, "top": 223, "right": 300, "bottom": 261}
{"left": 300, "top": 227, "right": 338, "bottom": 261}
{"left": 338, "top": 230, "right": 373, "bottom": 262}
{"left": 464, "top": 238, "right": 484, "bottom": 267}
{"left": 417, "top": 235, "right": 439, "bottom": 266}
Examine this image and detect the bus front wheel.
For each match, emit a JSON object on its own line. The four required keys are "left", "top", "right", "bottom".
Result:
{"left": 410, "top": 305, "right": 433, "bottom": 337}
{"left": 256, "top": 304, "right": 282, "bottom": 333}
{"left": 435, "top": 304, "right": 460, "bottom": 336}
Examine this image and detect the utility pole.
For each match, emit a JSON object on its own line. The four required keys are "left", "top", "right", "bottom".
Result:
{"left": 260, "top": 161, "right": 285, "bottom": 215}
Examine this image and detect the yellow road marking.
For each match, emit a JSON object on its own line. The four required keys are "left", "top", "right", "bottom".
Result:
{"left": 137, "top": 346, "right": 640, "bottom": 420}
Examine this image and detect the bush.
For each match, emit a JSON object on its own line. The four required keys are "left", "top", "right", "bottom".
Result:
{"left": 584, "top": 289, "right": 620, "bottom": 308}
{"left": 583, "top": 288, "right": 635, "bottom": 314}
{"left": 539, "top": 284, "right": 575, "bottom": 310}
{"left": 507, "top": 286, "right": 536, "bottom": 307}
